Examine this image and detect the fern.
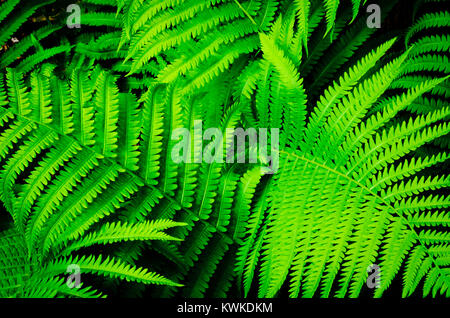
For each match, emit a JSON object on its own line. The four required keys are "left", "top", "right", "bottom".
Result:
{"left": 0, "top": 0, "right": 448, "bottom": 299}
{"left": 0, "top": 65, "right": 188, "bottom": 297}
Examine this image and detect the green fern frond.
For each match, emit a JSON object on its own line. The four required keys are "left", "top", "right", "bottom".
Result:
{"left": 405, "top": 11, "right": 450, "bottom": 46}
{"left": 61, "top": 220, "right": 186, "bottom": 255}
{"left": 0, "top": 0, "right": 448, "bottom": 300}
{"left": 41, "top": 254, "right": 182, "bottom": 286}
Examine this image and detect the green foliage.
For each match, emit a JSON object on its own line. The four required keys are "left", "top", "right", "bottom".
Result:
{"left": 0, "top": 65, "right": 187, "bottom": 297}
{"left": 0, "top": 0, "right": 448, "bottom": 298}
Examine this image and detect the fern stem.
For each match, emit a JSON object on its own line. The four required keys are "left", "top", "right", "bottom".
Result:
{"left": 233, "top": 0, "right": 257, "bottom": 25}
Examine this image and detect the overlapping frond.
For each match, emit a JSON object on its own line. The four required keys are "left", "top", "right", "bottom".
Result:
{"left": 0, "top": 0, "right": 448, "bottom": 300}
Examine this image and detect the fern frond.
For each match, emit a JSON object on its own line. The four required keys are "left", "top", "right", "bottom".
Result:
{"left": 93, "top": 71, "right": 120, "bottom": 158}
{"left": 405, "top": 11, "right": 450, "bottom": 46}
{"left": 61, "top": 220, "right": 185, "bottom": 255}
{"left": 0, "top": 1, "right": 55, "bottom": 46}
{"left": 301, "top": 38, "right": 397, "bottom": 154}
{"left": 42, "top": 254, "right": 181, "bottom": 286}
